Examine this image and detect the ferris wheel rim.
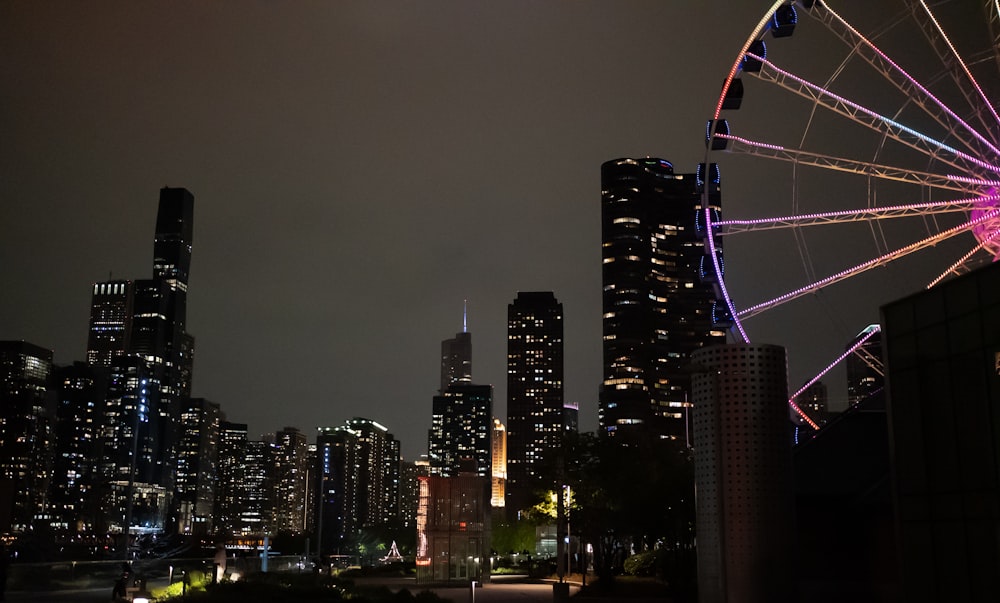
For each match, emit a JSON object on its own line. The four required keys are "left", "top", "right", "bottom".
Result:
{"left": 701, "top": 0, "right": 1000, "bottom": 422}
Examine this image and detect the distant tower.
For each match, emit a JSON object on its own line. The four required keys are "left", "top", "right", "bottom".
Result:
{"left": 86, "top": 280, "right": 134, "bottom": 367}
{"left": 272, "top": 427, "right": 309, "bottom": 533}
{"left": 846, "top": 324, "right": 884, "bottom": 407}
{"left": 0, "top": 341, "right": 55, "bottom": 533}
{"left": 692, "top": 344, "right": 795, "bottom": 603}
{"left": 49, "top": 362, "right": 106, "bottom": 533}
{"left": 214, "top": 421, "right": 248, "bottom": 536}
{"left": 428, "top": 384, "right": 493, "bottom": 478}
{"left": 599, "top": 158, "right": 726, "bottom": 442}
{"left": 314, "top": 418, "right": 401, "bottom": 552}
{"left": 491, "top": 419, "right": 507, "bottom": 508}
{"left": 440, "top": 303, "right": 472, "bottom": 393}
{"left": 241, "top": 439, "right": 275, "bottom": 535}
{"left": 175, "top": 398, "right": 219, "bottom": 535}
{"left": 505, "top": 291, "right": 564, "bottom": 512}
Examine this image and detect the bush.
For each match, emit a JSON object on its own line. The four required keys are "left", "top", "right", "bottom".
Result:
{"left": 622, "top": 550, "right": 659, "bottom": 577}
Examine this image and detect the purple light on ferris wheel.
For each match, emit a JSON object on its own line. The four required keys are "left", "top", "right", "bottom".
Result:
{"left": 791, "top": 325, "right": 881, "bottom": 404}
{"left": 704, "top": 206, "right": 750, "bottom": 344}
{"left": 715, "top": 196, "right": 995, "bottom": 229}
{"left": 737, "top": 206, "right": 1000, "bottom": 317}
{"left": 821, "top": 2, "right": 1000, "bottom": 157}
{"left": 749, "top": 53, "right": 1000, "bottom": 175}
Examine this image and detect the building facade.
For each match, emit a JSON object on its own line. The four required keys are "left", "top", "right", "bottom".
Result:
{"left": 428, "top": 384, "right": 493, "bottom": 478}
{"left": 214, "top": 421, "right": 248, "bottom": 536}
{"left": 48, "top": 362, "right": 106, "bottom": 533}
{"left": 881, "top": 260, "right": 1000, "bottom": 603}
{"left": 505, "top": 291, "right": 564, "bottom": 512}
{"left": 691, "top": 343, "right": 795, "bottom": 603}
{"left": 440, "top": 330, "right": 472, "bottom": 394}
{"left": 599, "top": 158, "right": 726, "bottom": 442}
{"left": 175, "top": 398, "right": 219, "bottom": 535}
{"left": 0, "top": 341, "right": 55, "bottom": 533}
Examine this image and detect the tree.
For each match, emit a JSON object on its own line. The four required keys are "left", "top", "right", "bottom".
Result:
{"left": 531, "top": 432, "right": 695, "bottom": 585}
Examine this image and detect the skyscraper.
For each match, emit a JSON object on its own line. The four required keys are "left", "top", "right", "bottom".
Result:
{"left": 214, "top": 421, "right": 248, "bottom": 536}
{"left": 599, "top": 158, "right": 726, "bottom": 442}
{"left": 272, "top": 427, "right": 309, "bottom": 533}
{"left": 175, "top": 398, "right": 219, "bottom": 535}
{"left": 440, "top": 310, "right": 472, "bottom": 393}
{"left": 491, "top": 419, "right": 507, "bottom": 508}
{"left": 428, "top": 384, "right": 493, "bottom": 478}
{"left": 86, "top": 280, "right": 134, "bottom": 367}
{"left": 505, "top": 291, "right": 564, "bottom": 512}
{"left": 49, "top": 362, "right": 106, "bottom": 533}
{"left": 88, "top": 187, "right": 196, "bottom": 534}
{"left": 0, "top": 341, "right": 54, "bottom": 533}
{"left": 846, "top": 324, "right": 884, "bottom": 407}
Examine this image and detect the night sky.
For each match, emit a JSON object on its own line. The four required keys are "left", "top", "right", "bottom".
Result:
{"left": 1, "top": 1, "right": 990, "bottom": 458}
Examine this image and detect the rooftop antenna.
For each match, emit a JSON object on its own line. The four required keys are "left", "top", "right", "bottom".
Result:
{"left": 463, "top": 299, "right": 468, "bottom": 333}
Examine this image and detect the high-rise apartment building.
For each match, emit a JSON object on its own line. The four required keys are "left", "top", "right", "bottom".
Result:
{"left": 599, "top": 158, "right": 726, "bottom": 442}
{"left": 491, "top": 418, "right": 507, "bottom": 508}
{"left": 175, "top": 398, "right": 219, "bottom": 535}
{"left": 214, "top": 421, "right": 248, "bottom": 536}
{"left": 272, "top": 427, "right": 309, "bottom": 533}
{"left": 505, "top": 291, "right": 564, "bottom": 512}
{"left": 428, "top": 384, "right": 493, "bottom": 478}
{"left": 0, "top": 341, "right": 55, "bottom": 533}
{"left": 316, "top": 427, "right": 358, "bottom": 552}
{"left": 314, "top": 418, "right": 401, "bottom": 553}
{"left": 241, "top": 439, "right": 275, "bottom": 536}
{"left": 846, "top": 324, "right": 884, "bottom": 407}
{"left": 48, "top": 362, "right": 106, "bottom": 533}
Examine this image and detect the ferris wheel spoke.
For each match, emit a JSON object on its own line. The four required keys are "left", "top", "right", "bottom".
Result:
{"left": 927, "top": 227, "right": 1000, "bottom": 287}
{"left": 747, "top": 53, "right": 1000, "bottom": 176}
{"left": 988, "top": 0, "right": 1000, "bottom": 76}
{"left": 802, "top": 1, "right": 1000, "bottom": 160}
{"left": 735, "top": 206, "right": 1000, "bottom": 320}
{"left": 905, "top": 0, "right": 1000, "bottom": 142}
{"left": 716, "top": 196, "right": 995, "bottom": 235}
{"left": 718, "top": 133, "right": 980, "bottom": 193}
{"left": 788, "top": 324, "right": 882, "bottom": 430}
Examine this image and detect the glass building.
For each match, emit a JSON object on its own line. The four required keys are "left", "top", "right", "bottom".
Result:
{"left": 881, "top": 259, "right": 1000, "bottom": 603}
{"left": 505, "top": 291, "right": 563, "bottom": 512}
{"left": 599, "top": 158, "right": 726, "bottom": 442}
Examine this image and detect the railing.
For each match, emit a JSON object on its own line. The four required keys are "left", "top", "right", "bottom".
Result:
{"left": 6, "top": 555, "right": 310, "bottom": 592}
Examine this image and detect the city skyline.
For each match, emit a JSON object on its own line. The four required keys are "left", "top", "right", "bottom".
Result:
{"left": 2, "top": 1, "right": 986, "bottom": 459}
{"left": 0, "top": 2, "right": 772, "bottom": 459}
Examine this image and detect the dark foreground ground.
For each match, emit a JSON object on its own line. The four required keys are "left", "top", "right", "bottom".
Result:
{"left": 7, "top": 572, "right": 674, "bottom": 603}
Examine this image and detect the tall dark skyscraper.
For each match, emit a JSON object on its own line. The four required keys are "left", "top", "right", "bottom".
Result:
{"left": 86, "top": 280, "right": 134, "bottom": 367}
{"left": 49, "top": 362, "right": 106, "bottom": 533}
{"left": 505, "top": 291, "right": 564, "bottom": 512}
{"left": 599, "top": 158, "right": 726, "bottom": 442}
{"left": 428, "top": 384, "right": 493, "bottom": 478}
{"left": 440, "top": 308, "right": 472, "bottom": 393}
{"left": 88, "top": 187, "right": 196, "bottom": 533}
{"left": 175, "top": 397, "right": 219, "bottom": 535}
{"left": 0, "top": 341, "right": 54, "bottom": 533}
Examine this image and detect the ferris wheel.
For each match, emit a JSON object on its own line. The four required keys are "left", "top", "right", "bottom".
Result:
{"left": 701, "top": 0, "right": 1000, "bottom": 427}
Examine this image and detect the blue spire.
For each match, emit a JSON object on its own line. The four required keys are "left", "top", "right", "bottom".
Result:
{"left": 463, "top": 299, "right": 468, "bottom": 333}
